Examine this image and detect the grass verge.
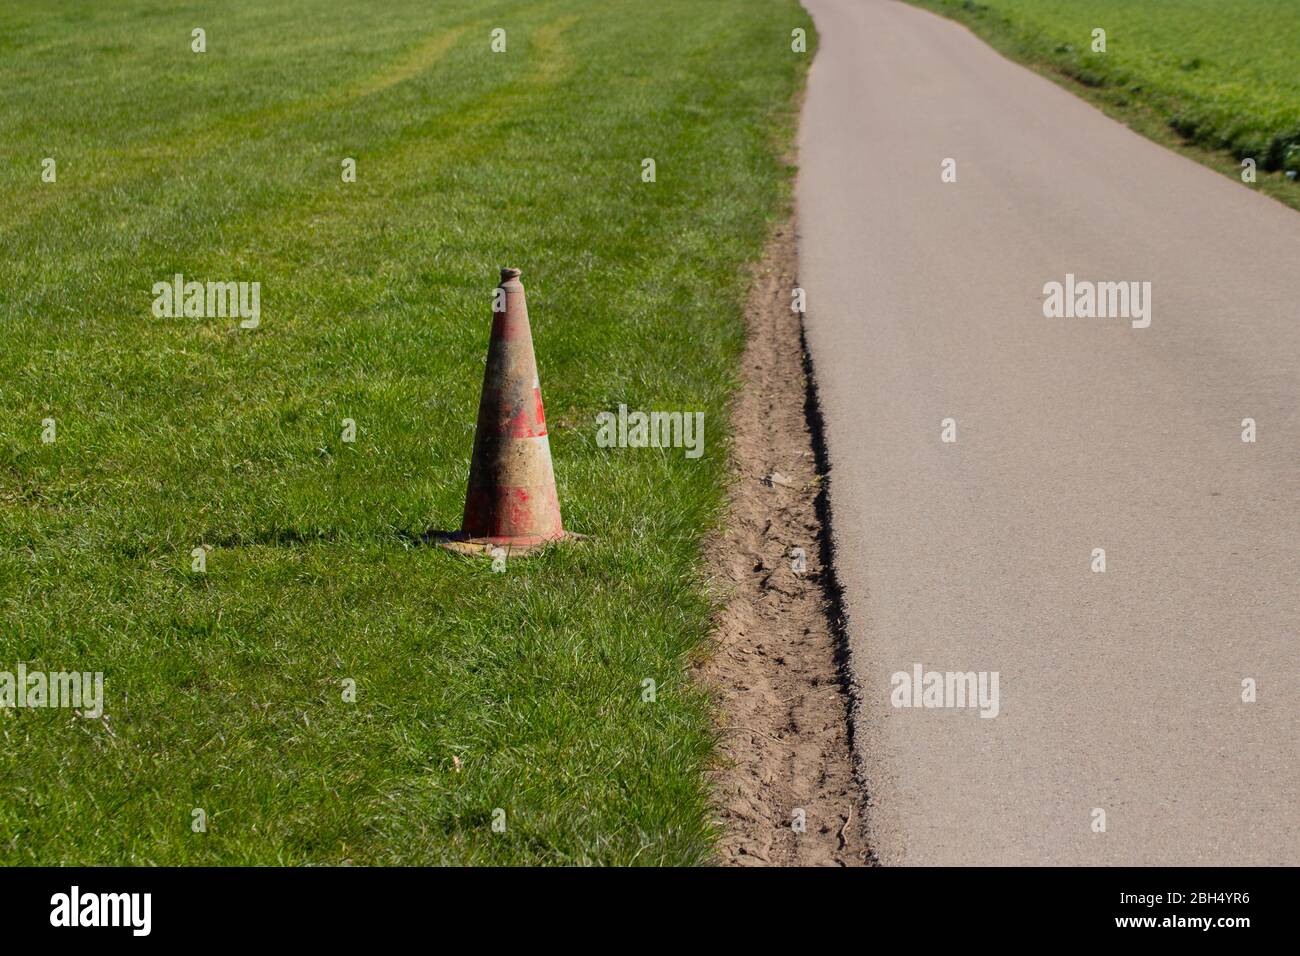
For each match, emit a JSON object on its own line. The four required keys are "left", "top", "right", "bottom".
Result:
{"left": 904, "top": 0, "right": 1300, "bottom": 212}
{"left": 0, "top": 0, "right": 812, "bottom": 865}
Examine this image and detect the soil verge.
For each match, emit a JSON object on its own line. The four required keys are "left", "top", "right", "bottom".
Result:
{"left": 700, "top": 217, "right": 871, "bottom": 867}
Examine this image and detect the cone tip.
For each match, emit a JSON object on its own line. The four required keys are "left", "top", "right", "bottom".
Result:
{"left": 500, "top": 267, "right": 522, "bottom": 283}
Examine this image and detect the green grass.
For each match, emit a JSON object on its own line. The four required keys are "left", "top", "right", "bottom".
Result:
{"left": 0, "top": 0, "right": 811, "bottom": 864}
{"left": 906, "top": 0, "right": 1300, "bottom": 209}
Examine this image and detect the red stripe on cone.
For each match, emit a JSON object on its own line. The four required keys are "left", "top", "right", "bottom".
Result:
{"left": 490, "top": 312, "right": 526, "bottom": 342}
{"left": 477, "top": 385, "right": 548, "bottom": 438}
{"left": 462, "top": 481, "right": 562, "bottom": 545}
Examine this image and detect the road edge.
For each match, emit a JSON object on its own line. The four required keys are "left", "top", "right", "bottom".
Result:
{"left": 699, "top": 216, "right": 874, "bottom": 867}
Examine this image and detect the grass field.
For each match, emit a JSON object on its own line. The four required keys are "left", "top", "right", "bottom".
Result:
{"left": 0, "top": 0, "right": 810, "bottom": 864}
{"left": 907, "top": 0, "right": 1300, "bottom": 207}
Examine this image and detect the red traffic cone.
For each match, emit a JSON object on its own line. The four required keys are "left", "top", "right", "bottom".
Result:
{"left": 441, "top": 268, "right": 570, "bottom": 554}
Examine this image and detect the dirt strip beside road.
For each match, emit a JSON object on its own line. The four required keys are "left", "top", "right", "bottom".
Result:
{"left": 701, "top": 220, "right": 871, "bottom": 867}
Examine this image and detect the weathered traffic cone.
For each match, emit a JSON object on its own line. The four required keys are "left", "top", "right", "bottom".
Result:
{"left": 441, "top": 268, "right": 569, "bottom": 555}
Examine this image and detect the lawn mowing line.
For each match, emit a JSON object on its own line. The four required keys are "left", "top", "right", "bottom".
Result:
{"left": 0, "top": 1, "right": 572, "bottom": 231}
{"left": 0, "top": 14, "right": 584, "bottom": 329}
{"left": 345, "top": 27, "right": 469, "bottom": 101}
{"left": 210, "top": 14, "right": 583, "bottom": 257}
{"left": 0, "top": 2, "right": 684, "bottom": 331}
{"left": 0, "top": 12, "right": 590, "bottom": 358}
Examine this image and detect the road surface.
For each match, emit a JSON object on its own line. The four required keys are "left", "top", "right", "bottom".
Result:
{"left": 796, "top": 0, "right": 1299, "bottom": 864}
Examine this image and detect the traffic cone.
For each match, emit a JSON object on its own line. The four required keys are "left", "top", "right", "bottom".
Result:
{"left": 440, "top": 268, "right": 570, "bottom": 555}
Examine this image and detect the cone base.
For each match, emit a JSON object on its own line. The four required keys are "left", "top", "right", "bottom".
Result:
{"left": 436, "top": 530, "right": 582, "bottom": 557}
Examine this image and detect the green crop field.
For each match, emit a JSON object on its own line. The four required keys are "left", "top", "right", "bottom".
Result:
{"left": 0, "top": 0, "right": 810, "bottom": 864}
{"left": 908, "top": 0, "right": 1300, "bottom": 204}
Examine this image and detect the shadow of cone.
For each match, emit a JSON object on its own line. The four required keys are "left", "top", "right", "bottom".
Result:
{"left": 439, "top": 268, "right": 574, "bottom": 556}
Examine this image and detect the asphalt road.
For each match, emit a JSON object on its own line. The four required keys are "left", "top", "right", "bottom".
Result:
{"left": 796, "top": 0, "right": 1299, "bottom": 865}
